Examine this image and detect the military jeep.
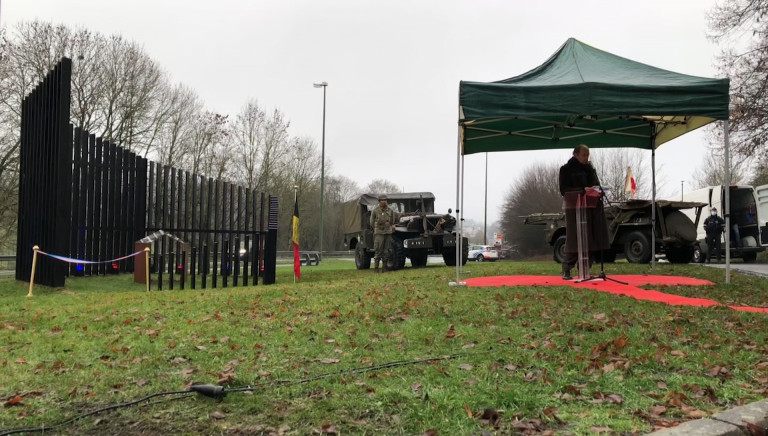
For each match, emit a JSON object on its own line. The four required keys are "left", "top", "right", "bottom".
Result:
{"left": 342, "top": 192, "right": 469, "bottom": 271}
{"left": 524, "top": 199, "right": 707, "bottom": 264}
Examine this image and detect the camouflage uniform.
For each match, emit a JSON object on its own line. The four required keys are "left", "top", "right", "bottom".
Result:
{"left": 369, "top": 198, "right": 400, "bottom": 264}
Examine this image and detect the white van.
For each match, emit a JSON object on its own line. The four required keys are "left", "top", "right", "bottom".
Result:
{"left": 682, "top": 185, "right": 767, "bottom": 263}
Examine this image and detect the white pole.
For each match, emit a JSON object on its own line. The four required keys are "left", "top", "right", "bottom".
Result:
{"left": 454, "top": 123, "right": 462, "bottom": 284}
{"left": 651, "top": 146, "right": 656, "bottom": 269}
{"left": 724, "top": 120, "right": 731, "bottom": 283}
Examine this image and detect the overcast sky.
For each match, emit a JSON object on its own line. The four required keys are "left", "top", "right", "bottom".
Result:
{"left": 2, "top": 0, "right": 725, "bottom": 225}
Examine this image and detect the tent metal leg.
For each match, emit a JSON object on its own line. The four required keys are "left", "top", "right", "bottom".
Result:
{"left": 724, "top": 119, "right": 731, "bottom": 284}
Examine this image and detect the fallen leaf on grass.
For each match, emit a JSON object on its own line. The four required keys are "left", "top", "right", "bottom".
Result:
{"left": 590, "top": 427, "right": 612, "bottom": 433}
{"left": 319, "top": 358, "right": 340, "bottom": 364}
{"left": 3, "top": 396, "right": 23, "bottom": 407}
{"left": 15, "top": 358, "right": 27, "bottom": 364}
{"left": 444, "top": 324, "right": 456, "bottom": 339}
{"left": 209, "top": 411, "right": 225, "bottom": 420}
{"left": 419, "top": 430, "right": 438, "bottom": 436}
{"left": 459, "top": 364, "right": 473, "bottom": 371}
{"left": 648, "top": 405, "right": 667, "bottom": 416}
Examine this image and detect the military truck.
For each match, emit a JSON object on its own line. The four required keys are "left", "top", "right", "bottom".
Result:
{"left": 342, "top": 192, "right": 468, "bottom": 270}
{"left": 524, "top": 199, "right": 707, "bottom": 264}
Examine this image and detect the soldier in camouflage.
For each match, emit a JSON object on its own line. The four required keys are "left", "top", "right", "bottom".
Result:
{"left": 369, "top": 194, "right": 400, "bottom": 273}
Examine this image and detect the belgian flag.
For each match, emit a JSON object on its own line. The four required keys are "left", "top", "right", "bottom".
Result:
{"left": 292, "top": 195, "right": 300, "bottom": 280}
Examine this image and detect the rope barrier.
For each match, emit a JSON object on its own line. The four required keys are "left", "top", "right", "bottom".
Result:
{"left": 27, "top": 247, "right": 149, "bottom": 297}
{"left": 36, "top": 249, "right": 146, "bottom": 264}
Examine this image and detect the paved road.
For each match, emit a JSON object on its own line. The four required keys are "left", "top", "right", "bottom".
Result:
{"left": 702, "top": 261, "right": 768, "bottom": 279}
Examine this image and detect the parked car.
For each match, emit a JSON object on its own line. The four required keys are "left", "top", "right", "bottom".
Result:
{"left": 468, "top": 245, "right": 499, "bottom": 262}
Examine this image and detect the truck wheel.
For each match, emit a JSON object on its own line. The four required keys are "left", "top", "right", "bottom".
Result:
{"left": 666, "top": 246, "right": 694, "bottom": 264}
{"left": 410, "top": 250, "right": 428, "bottom": 268}
{"left": 553, "top": 235, "right": 566, "bottom": 264}
{"left": 624, "top": 231, "right": 652, "bottom": 264}
{"left": 355, "top": 244, "right": 372, "bottom": 270}
{"left": 692, "top": 243, "right": 706, "bottom": 263}
{"left": 742, "top": 252, "right": 757, "bottom": 263}
{"left": 386, "top": 237, "right": 407, "bottom": 271}
{"left": 443, "top": 243, "right": 469, "bottom": 266}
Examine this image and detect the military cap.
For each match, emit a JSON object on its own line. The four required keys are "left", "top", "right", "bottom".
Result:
{"left": 378, "top": 194, "right": 388, "bottom": 200}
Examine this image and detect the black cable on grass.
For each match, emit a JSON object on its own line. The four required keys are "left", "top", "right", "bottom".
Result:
{"left": 0, "top": 353, "right": 464, "bottom": 434}
{"left": 0, "top": 390, "right": 193, "bottom": 436}
{"left": 226, "top": 353, "right": 464, "bottom": 394}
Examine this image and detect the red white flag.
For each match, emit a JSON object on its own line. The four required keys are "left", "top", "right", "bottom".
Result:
{"left": 624, "top": 167, "right": 637, "bottom": 198}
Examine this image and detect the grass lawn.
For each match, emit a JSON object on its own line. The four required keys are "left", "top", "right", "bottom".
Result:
{"left": 1, "top": 259, "right": 767, "bottom": 435}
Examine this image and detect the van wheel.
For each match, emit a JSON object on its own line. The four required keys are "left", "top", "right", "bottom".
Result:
{"left": 742, "top": 252, "right": 757, "bottom": 263}
{"left": 553, "top": 235, "right": 566, "bottom": 264}
{"left": 692, "top": 244, "right": 706, "bottom": 263}
{"left": 624, "top": 231, "right": 652, "bottom": 264}
{"left": 666, "top": 246, "right": 694, "bottom": 264}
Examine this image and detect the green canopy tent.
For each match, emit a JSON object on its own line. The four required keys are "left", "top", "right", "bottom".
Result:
{"left": 454, "top": 38, "right": 731, "bottom": 283}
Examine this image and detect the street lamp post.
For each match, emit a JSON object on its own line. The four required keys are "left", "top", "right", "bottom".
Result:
{"left": 313, "top": 82, "right": 328, "bottom": 258}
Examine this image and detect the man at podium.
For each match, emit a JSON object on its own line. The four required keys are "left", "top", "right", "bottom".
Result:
{"left": 558, "top": 144, "right": 611, "bottom": 280}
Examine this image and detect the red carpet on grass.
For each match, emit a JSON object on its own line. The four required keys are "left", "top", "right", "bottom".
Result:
{"left": 463, "top": 275, "right": 768, "bottom": 314}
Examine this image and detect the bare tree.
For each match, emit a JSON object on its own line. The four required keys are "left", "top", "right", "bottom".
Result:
{"left": 499, "top": 162, "right": 562, "bottom": 256}
{"left": 707, "top": 1, "right": 768, "bottom": 173}
{"left": 364, "top": 179, "right": 400, "bottom": 194}
{"left": 152, "top": 84, "right": 201, "bottom": 165}
{"left": 188, "top": 111, "right": 229, "bottom": 177}
{"left": 590, "top": 148, "right": 651, "bottom": 201}
{"left": 691, "top": 144, "right": 749, "bottom": 188}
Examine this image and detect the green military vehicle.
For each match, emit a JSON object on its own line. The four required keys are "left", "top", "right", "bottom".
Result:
{"left": 342, "top": 192, "right": 468, "bottom": 271}
{"left": 524, "top": 199, "right": 706, "bottom": 264}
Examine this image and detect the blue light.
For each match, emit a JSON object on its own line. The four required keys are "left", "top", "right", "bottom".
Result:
{"left": 76, "top": 264, "right": 84, "bottom": 271}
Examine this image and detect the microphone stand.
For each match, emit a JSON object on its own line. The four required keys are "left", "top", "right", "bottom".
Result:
{"left": 575, "top": 187, "right": 627, "bottom": 285}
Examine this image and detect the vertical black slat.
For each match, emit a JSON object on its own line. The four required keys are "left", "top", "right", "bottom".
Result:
{"left": 167, "top": 167, "right": 174, "bottom": 232}
{"left": 77, "top": 129, "right": 88, "bottom": 269}
{"left": 221, "top": 239, "right": 228, "bottom": 288}
{"left": 206, "top": 177, "right": 213, "bottom": 271}
{"left": 158, "top": 254, "right": 163, "bottom": 291}
{"left": 257, "top": 192, "right": 266, "bottom": 286}
{"left": 147, "top": 161, "right": 155, "bottom": 230}
{"left": 168, "top": 249, "right": 174, "bottom": 290}
{"left": 94, "top": 136, "right": 105, "bottom": 274}
{"left": 69, "top": 127, "right": 82, "bottom": 275}
{"left": 170, "top": 167, "right": 177, "bottom": 270}
{"left": 184, "top": 171, "right": 190, "bottom": 236}
{"left": 236, "top": 186, "right": 243, "bottom": 286}
{"left": 229, "top": 183, "right": 234, "bottom": 258}
{"left": 253, "top": 191, "right": 261, "bottom": 286}
{"left": 243, "top": 235, "right": 250, "bottom": 286}
{"left": 233, "top": 236, "right": 240, "bottom": 286}
{"left": 263, "top": 195, "right": 279, "bottom": 285}
{"left": 214, "top": 180, "right": 221, "bottom": 286}
{"left": 15, "top": 96, "right": 28, "bottom": 282}
{"left": 180, "top": 249, "right": 186, "bottom": 290}
{"left": 123, "top": 149, "right": 134, "bottom": 271}
{"left": 242, "top": 188, "right": 250, "bottom": 285}
{"left": 98, "top": 139, "right": 109, "bottom": 274}
{"left": 176, "top": 171, "right": 184, "bottom": 267}
{"left": 202, "top": 244, "right": 208, "bottom": 289}
{"left": 190, "top": 173, "right": 197, "bottom": 266}
{"left": 36, "top": 63, "right": 53, "bottom": 285}
{"left": 135, "top": 157, "right": 148, "bottom": 260}
{"left": 118, "top": 148, "right": 128, "bottom": 269}
{"left": 110, "top": 143, "right": 119, "bottom": 264}
{"left": 212, "top": 240, "right": 218, "bottom": 288}
{"left": 190, "top": 247, "right": 197, "bottom": 290}
{"left": 85, "top": 133, "right": 93, "bottom": 275}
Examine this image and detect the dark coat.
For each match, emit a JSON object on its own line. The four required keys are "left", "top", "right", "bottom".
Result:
{"left": 559, "top": 157, "right": 610, "bottom": 253}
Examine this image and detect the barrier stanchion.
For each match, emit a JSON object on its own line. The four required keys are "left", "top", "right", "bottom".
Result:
{"left": 28, "top": 245, "right": 39, "bottom": 297}
{"left": 144, "top": 247, "right": 150, "bottom": 292}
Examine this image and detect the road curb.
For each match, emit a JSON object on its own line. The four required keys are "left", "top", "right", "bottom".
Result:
{"left": 647, "top": 400, "right": 768, "bottom": 435}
